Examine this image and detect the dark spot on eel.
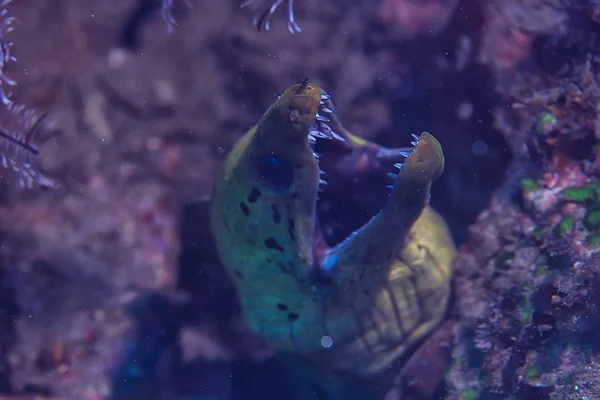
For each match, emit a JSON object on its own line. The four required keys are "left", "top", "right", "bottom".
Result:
{"left": 248, "top": 188, "right": 261, "bottom": 203}
{"left": 271, "top": 204, "right": 281, "bottom": 223}
{"left": 239, "top": 202, "right": 250, "bottom": 216}
{"left": 276, "top": 261, "right": 294, "bottom": 276}
{"left": 264, "top": 237, "right": 284, "bottom": 252}
{"left": 277, "top": 303, "right": 288, "bottom": 311}
{"left": 288, "top": 312, "right": 299, "bottom": 322}
{"left": 287, "top": 218, "right": 296, "bottom": 242}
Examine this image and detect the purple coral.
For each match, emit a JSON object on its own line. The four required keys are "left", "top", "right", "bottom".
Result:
{"left": 0, "top": 0, "right": 16, "bottom": 105}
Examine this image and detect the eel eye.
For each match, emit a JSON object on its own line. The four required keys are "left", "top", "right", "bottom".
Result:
{"left": 256, "top": 155, "right": 294, "bottom": 191}
{"left": 289, "top": 109, "right": 300, "bottom": 123}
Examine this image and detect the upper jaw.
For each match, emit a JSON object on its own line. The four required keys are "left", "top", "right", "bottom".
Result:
{"left": 307, "top": 90, "right": 351, "bottom": 148}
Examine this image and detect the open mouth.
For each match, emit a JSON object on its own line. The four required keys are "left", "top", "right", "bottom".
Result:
{"left": 304, "top": 91, "right": 372, "bottom": 266}
{"left": 305, "top": 90, "right": 350, "bottom": 197}
{"left": 304, "top": 89, "right": 415, "bottom": 251}
{"left": 303, "top": 91, "right": 351, "bottom": 268}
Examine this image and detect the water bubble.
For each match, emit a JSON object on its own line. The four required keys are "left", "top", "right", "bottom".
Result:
{"left": 472, "top": 140, "right": 488, "bottom": 156}
{"left": 320, "top": 335, "right": 333, "bottom": 348}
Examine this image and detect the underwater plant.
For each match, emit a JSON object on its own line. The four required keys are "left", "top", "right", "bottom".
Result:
{"left": 162, "top": 0, "right": 176, "bottom": 32}
{"left": 0, "top": 0, "right": 57, "bottom": 189}
{"left": 0, "top": 102, "right": 58, "bottom": 189}
{"left": 162, "top": 0, "right": 302, "bottom": 33}
{"left": 241, "top": 0, "right": 302, "bottom": 33}
{"left": 0, "top": 0, "right": 16, "bottom": 105}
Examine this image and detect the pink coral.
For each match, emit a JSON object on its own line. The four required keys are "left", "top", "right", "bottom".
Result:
{"left": 377, "top": 0, "right": 459, "bottom": 38}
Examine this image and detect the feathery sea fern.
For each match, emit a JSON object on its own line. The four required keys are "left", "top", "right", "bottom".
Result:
{"left": 0, "top": 1, "right": 57, "bottom": 189}
{"left": 0, "top": 102, "right": 58, "bottom": 188}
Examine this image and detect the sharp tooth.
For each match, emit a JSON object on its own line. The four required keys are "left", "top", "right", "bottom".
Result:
{"left": 387, "top": 173, "right": 399, "bottom": 180}
{"left": 313, "top": 152, "right": 321, "bottom": 159}
{"left": 386, "top": 185, "right": 395, "bottom": 190}
{"left": 319, "top": 170, "right": 326, "bottom": 175}
{"left": 319, "top": 122, "right": 331, "bottom": 133}
{"left": 412, "top": 133, "right": 420, "bottom": 141}
{"left": 411, "top": 141, "right": 417, "bottom": 146}
{"left": 399, "top": 151, "right": 411, "bottom": 157}
{"left": 331, "top": 132, "right": 348, "bottom": 143}
{"left": 321, "top": 93, "right": 330, "bottom": 100}
{"left": 310, "top": 129, "right": 333, "bottom": 139}
{"left": 320, "top": 106, "right": 333, "bottom": 114}
{"left": 308, "top": 135, "right": 317, "bottom": 143}
{"left": 320, "top": 100, "right": 325, "bottom": 105}
{"left": 394, "top": 163, "right": 403, "bottom": 169}
{"left": 319, "top": 179, "right": 328, "bottom": 185}
{"left": 315, "top": 114, "right": 330, "bottom": 122}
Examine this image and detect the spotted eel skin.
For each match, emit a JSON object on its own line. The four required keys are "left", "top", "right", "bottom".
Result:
{"left": 210, "top": 80, "right": 456, "bottom": 375}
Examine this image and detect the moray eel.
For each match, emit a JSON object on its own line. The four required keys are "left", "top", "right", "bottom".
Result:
{"left": 210, "top": 79, "right": 456, "bottom": 375}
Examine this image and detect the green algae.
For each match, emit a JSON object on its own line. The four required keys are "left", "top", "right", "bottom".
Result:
{"left": 584, "top": 209, "right": 600, "bottom": 230}
{"left": 554, "top": 216, "right": 574, "bottom": 237}
{"left": 560, "top": 186, "right": 594, "bottom": 202}
{"left": 521, "top": 178, "right": 541, "bottom": 193}
{"left": 585, "top": 233, "right": 600, "bottom": 246}
{"left": 535, "top": 264, "right": 549, "bottom": 276}
{"left": 521, "top": 296, "right": 533, "bottom": 325}
{"left": 559, "top": 182, "right": 600, "bottom": 202}
{"left": 526, "top": 366, "right": 540, "bottom": 380}
{"left": 461, "top": 389, "right": 478, "bottom": 400}
{"left": 536, "top": 112, "right": 557, "bottom": 135}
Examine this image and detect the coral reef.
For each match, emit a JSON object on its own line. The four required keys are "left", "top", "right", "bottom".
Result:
{"left": 445, "top": 1, "right": 600, "bottom": 399}
{"left": 1, "top": 0, "right": 600, "bottom": 399}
